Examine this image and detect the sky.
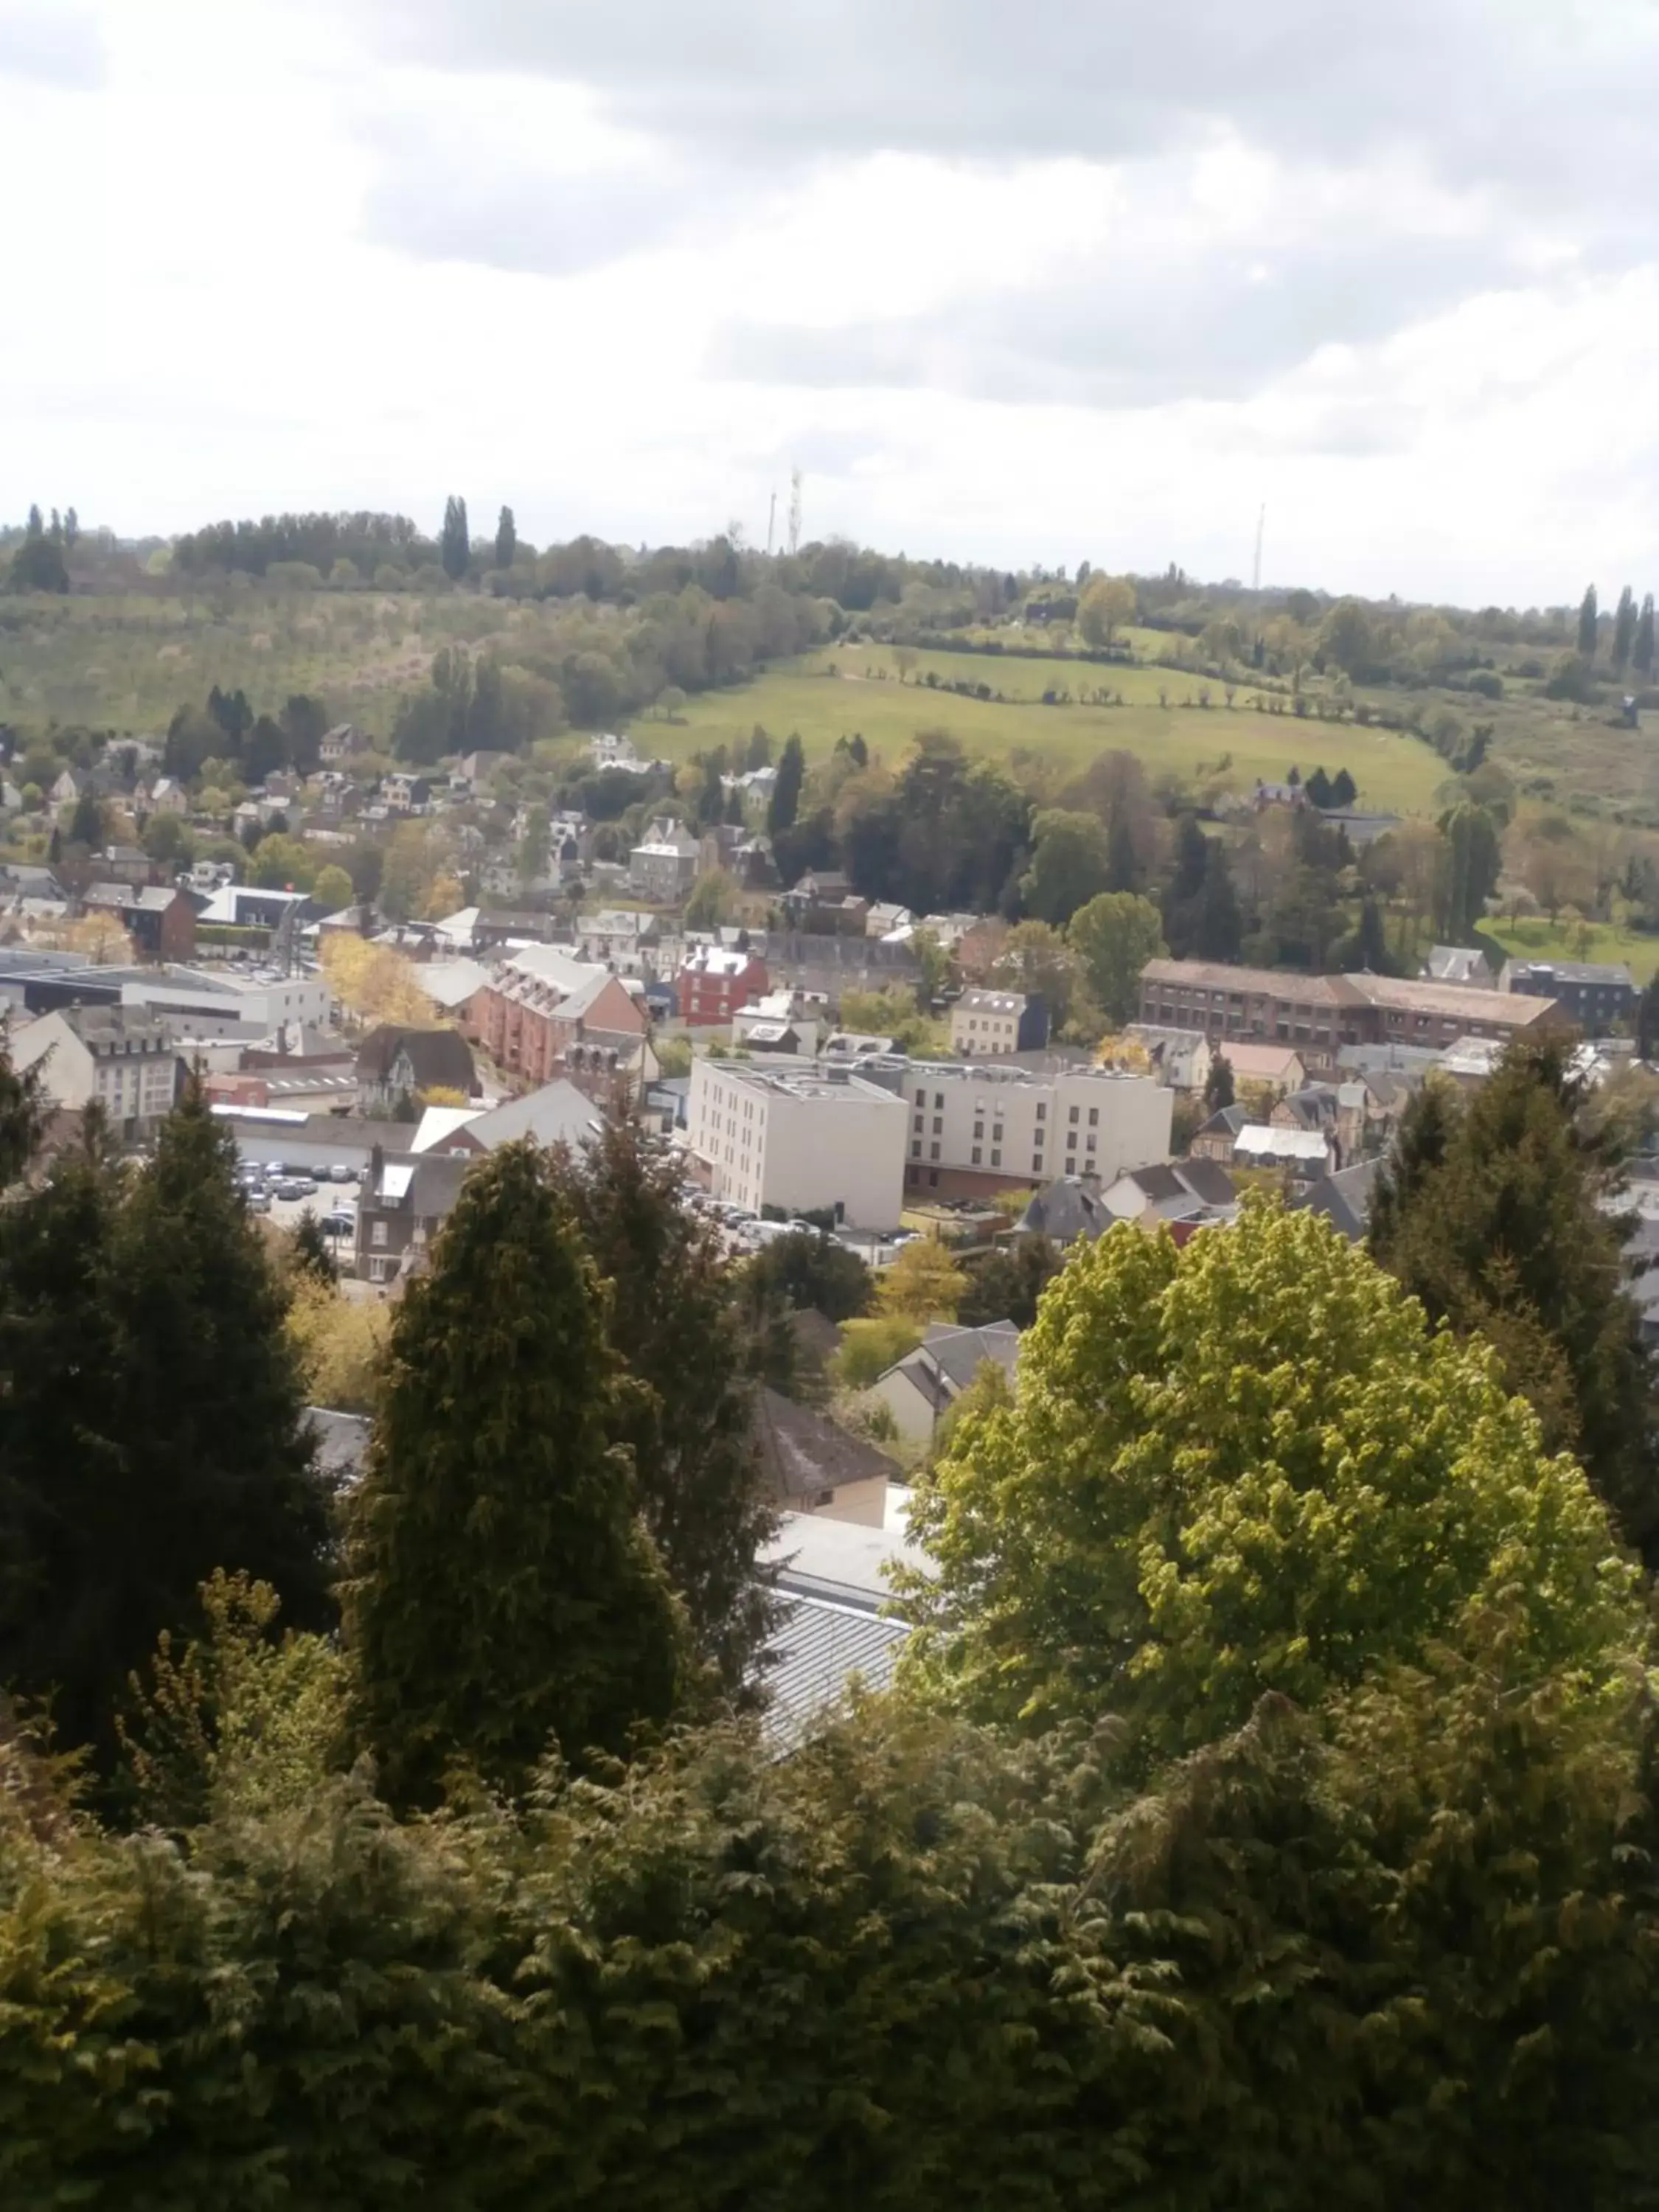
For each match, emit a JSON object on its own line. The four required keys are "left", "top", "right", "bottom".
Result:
{"left": 4, "top": 0, "right": 1659, "bottom": 605}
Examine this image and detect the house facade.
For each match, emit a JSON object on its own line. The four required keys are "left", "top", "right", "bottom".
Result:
{"left": 476, "top": 947, "right": 648, "bottom": 1087}
{"left": 1501, "top": 959, "right": 1638, "bottom": 1032}
{"left": 686, "top": 1058, "right": 907, "bottom": 1228}
{"left": 10, "top": 1006, "right": 179, "bottom": 1143}
{"left": 1138, "top": 958, "right": 1564, "bottom": 1075}
{"left": 947, "top": 989, "right": 1048, "bottom": 1057}
{"left": 900, "top": 1060, "right": 1172, "bottom": 1201}
{"left": 82, "top": 882, "right": 196, "bottom": 963}
{"left": 355, "top": 1025, "right": 478, "bottom": 1115}
{"left": 678, "top": 945, "right": 769, "bottom": 1027}
{"left": 353, "top": 1147, "right": 473, "bottom": 1285}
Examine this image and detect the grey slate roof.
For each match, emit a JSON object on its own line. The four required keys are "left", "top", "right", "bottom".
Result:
{"left": 1289, "top": 1156, "right": 1382, "bottom": 1242}
{"left": 761, "top": 1595, "right": 909, "bottom": 1744}
{"left": 920, "top": 1321, "right": 1019, "bottom": 1391}
{"left": 755, "top": 1387, "right": 894, "bottom": 1505}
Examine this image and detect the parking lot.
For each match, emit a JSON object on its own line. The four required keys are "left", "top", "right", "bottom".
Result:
{"left": 240, "top": 1164, "right": 361, "bottom": 1256}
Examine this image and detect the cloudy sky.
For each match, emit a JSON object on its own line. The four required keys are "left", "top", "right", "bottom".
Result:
{"left": 4, "top": 0, "right": 1658, "bottom": 604}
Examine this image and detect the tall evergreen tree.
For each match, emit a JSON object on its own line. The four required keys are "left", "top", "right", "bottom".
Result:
{"left": 1578, "top": 582, "right": 1600, "bottom": 659}
{"left": 0, "top": 1090, "right": 330, "bottom": 1763}
{"left": 439, "top": 495, "right": 470, "bottom": 582}
{"left": 494, "top": 504, "right": 516, "bottom": 570}
{"left": 1437, "top": 800, "right": 1501, "bottom": 940}
{"left": 1204, "top": 1051, "right": 1235, "bottom": 1110}
{"left": 1637, "top": 593, "right": 1656, "bottom": 679}
{"left": 768, "top": 731, "right": 804, "bottom": 836}
{"left": 560, "top": 1121, "right": 776, "bottom": 1698}
{"left": 1613, "top": 584, "right": 1638, "bottom": 668}
{"left": 1329, "top": 766, "right": 1357, "bottom": 807}
{"left": 1194, "top": 838, "right": 1244, "bottom": 961}
{"left": 344, "top": 1141, "right": 683, "bottom": 1806}
{"left": 1369, "top": 1040, "right": 1659, "bottom": 1560}
{"left": 1638, "top": 970, "right": 1659, "bottom": 1060}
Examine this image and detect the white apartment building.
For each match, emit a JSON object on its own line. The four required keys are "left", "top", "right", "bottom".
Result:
{"left": 687, "top": 1058, "right": 907, "bottom": 1228}
{"left": 11, "top": 1006, "right": 179, "bottom": 1141}
{"left": 901, "top": 1060, "right": 1172, "bottom": 1199}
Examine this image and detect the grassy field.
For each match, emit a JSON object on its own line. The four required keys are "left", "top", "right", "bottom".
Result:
{"left": 637, "top": 643, "right": 1451, "bottom": 815}
{"left": 1483, "top": 915, "right": 1659, "bottom": 982}
{"left": 0, "top": 591, "right": 512, "bottom": 740}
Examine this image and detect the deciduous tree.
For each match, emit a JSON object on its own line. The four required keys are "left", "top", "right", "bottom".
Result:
{"left": 1068, "top": 891, "right": 1166, "bottom": 1024}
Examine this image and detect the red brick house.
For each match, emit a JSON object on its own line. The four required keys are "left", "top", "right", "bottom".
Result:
{"left": 478, "top": 949, "right": 647, "bottom": 1086}
{"left": 678, "top": 946, "right": 768, "bottom": 1027}
{"left": 82, "top": 883, "right": 196, "bottom": 963}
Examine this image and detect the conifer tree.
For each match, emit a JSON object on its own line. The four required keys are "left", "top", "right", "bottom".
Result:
{"left": 1194, "top": 837, "right": 1244, "bottom": 960}
{"left": 768, "top": 732, "right": 804, "bottom": 835}
{"left": 1369, "top": 1039, "right": 1659, "bottom": 1559}
{"left": 493, "top": 503, "right": 516, "bottom": 571}
{"left": 1638, "top": 593, "right": 1657, "bottom": 678}
{"left": 0, "top": 1091, "right": 332, "bottom": 1761}
{"left": 1613, "top": 583, "right": 1638, "bottom": 668}
{"left": 1204, "top": 1051, "right": 1234, "bottom": 1110}
{"left": 1329, "top": 765, "right": 1357, "bottom": 807}
{"left": 1637, "top": 971, "right": 1659, "bottom": 1060}
{"left": 1579, "top": 582, "right": 1599, "bottom": 659}
{"left": 439, "top": 495, "right": 470, "bottom": 582}
{"left": 291, "top": 1208, "right": 338, "bottom": 1284}
{"left": 560, "top": 1120, "right": 776, "bottom": 1697}
{"left": 344, "top": 1141, "right": 683, "bottom": 1806}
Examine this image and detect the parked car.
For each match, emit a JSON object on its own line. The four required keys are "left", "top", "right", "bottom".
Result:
{"left": 274, "top": 1176, "right": 318, "bottom": 1200}
{"left": 320, "top": 1208, "right": 355, "bottom": 1238}
{"left": 246, "top": 1189, "right": 271, "bottom": 1214}
{"left": 329, "top": 1163, "right": 355, "bottom": 1183}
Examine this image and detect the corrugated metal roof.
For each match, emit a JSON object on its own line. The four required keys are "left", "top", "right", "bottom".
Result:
{"left": 762, "top": 1593, "right": 908, "bottom": 1744}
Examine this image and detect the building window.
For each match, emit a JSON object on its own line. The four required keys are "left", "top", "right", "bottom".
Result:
{"left": 1085, "top": 1133, "right": 1096, "bottom": 1153}
{"left": 1036, "top": 1102, "right": 1046, "bottom": 1121}
{"left": 933, "top": 1116, "right": 942, "bottom": 1135}
{"left": 371, "top": 1221, "right": 388, "bottom": 1248}
{"left": 1032, "top": 1152, "right": 1043, "bottom": 1172}
{"left": 1065, "top": 1156, "right": 1077, "bottom": 1175}
{"left": 973, "top": 1122, "right": 984, "bottom": 1141}
{"left": 972, "top": 1145, "right": 982, "bottom": 1164}
{"left": 1088, "top": 1107, "right": 1099, "bottom": 1127}
{"left": 1068, "top": 1105, "right": 1079, "bottom": 1124}
{"left": 933, "top": 1092, "right": 944, "bottom": 1108}
{"left": 928, "top": 1169, "right": 940, "bottom": 1187}
{"left": 910, "top": 1140, "right": 922, "bottom": 1159}
{"left": 991, "top": 1149, "right": 1001, "bottom": 1167}
{"left": 930, "top": 1141, "right": 940, "bottom": 1161}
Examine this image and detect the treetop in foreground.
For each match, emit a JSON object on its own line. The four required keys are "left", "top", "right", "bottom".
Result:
{"left": 896, "top": 1201, "right": 1642, "bottom": 1759}
{"left": 342, "top": 1139, "right": 684, "bottom": 1806}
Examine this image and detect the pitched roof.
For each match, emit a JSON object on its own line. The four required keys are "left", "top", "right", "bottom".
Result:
{"left": 919, "top": 1320, "right": 1020, "bottom": 1391}
{"left": 356, "top": 1025, "right": 475, "bottom": 1091}
{"left": 1290, "top": 1155, "right": 1382, "bottom": 1242}
{"left": 458, "top": 1078, "right": 603, "bottom": 1152}
{"left": 755, "top": 1387, "right": 894, "bottom": 1506}
{"left": 759, "top": 1593, "right": 909, "bottom": 1745}
{"left": 1018, "top": 1175, "right": 1110, "bottom": 1243}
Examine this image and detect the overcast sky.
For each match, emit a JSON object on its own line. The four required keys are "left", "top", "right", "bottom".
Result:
{"left": 4, "top": 0, "right": 1658, "bottom": 605}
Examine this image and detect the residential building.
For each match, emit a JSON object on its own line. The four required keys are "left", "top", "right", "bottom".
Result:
{"left": 734, "top": 991, "right": 818, "bottom": 1057}
{"left": 1016, "top": 1176, "right": 1112, "bottom": 1245}
{"left": 355, "top": 1147, "right": 474, "bottom": 1285}
{"left": 1121, "top": 1023, "right": 1212, "bottom": 1092}
{"left": 687, "top": 1059, "right": 907, "bottom": 1228}
{"left": 872, "top": 1321, "right": 1020, "bottom": 1449}
{"left": 412, "top": 1077, "right": 605, "bottom": 1158}
{"left": 477, "top": 946, "right": 648, "bottom": 1087}
{"left": 355, "top": 1025, "right": 478, "bottom": 1115}
{"left": 197, "top": 883, "right": 312, "bottom": 933}
{"left": 1210, "top": 1040, "right": 1307, "bottom": 1096}
{"left": 1138, "top": 958, "right": 1564, "bottom": 1074}
{"left": 410, "top": 957, "right": 493, "bottom": 1031}
{"left": 1290, "top": 1156, "right": 1384, "bottom": 1242}
{"left": 627, "top": 825, "right": 700, "bottom": 902}
{"left": 754, "top": 1512, "right": 922, "bottom": 1745}
{"left": 679, "top": 945, "right": 769, "bottom": 1027}
{"left": 753, "top": 1387, "right": 894, "bottom": 1526}
{"left": 899, "top": 1060, "right": 1172, "bottom": 1201}
{"left": 10, "top": 1006, "right": 178, "bottom": 1142}
{"left": 82, "top": 882, "right": 196, "bottom": 963}
{"left": 1189, "top": 1102, "right": 1252, "bottom": 1164}
{"left": 1099, "top": 1156, "right": 1239, "bottom": 1225}
{"left": 449, "top": 750, "right": 513, "bottom": 793}
{"left": 1501, "top": 958, "right": 1638, "bottom": 1032}
{"left": 318, "top": 723, "right": 361, "bottom": 763}
{"left": 1423, "top": 945, "right": 1496, "bottom": 988}
{"left": 948, "top": 988, "right": 1048, "bottom": 1057}
{"left": 1232, "top": 1123, "right": 1332, "bottom": 1176}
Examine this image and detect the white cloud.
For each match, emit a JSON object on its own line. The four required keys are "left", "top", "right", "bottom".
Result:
{"left": 2, "top": 0, "right": 1658, "bottom": 605}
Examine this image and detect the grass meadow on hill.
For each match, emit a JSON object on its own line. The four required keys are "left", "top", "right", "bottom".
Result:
{"left": 640, "top": 641, "right": 1451, "bottom": 815}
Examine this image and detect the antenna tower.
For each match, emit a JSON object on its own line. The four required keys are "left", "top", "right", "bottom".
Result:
{"left": 766, "top": 488, "right": 777, "bottom": 557}
{"left": 787, "top": 467, "right": 802, "bottom": 557}
{"left": 1251, "top": 503, "right": 1266, "bottom": 594}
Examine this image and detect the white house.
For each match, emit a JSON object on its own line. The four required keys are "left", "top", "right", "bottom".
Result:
{"left": 872, "top": 1321, "right": 1020, "bottom": 1449}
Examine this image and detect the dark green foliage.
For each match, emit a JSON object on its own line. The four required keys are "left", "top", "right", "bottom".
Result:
{"left": 343, "top": 1141, "right": 683, "bottom": 1806}
{"left": 439, "top": 493, "right": 470, "bottom": 582}
{"left": 1579, "top": 581, "right": 1599, "bottom": 658}
{"left": 1303, "top": 764, "right": 1334, "bottom": 807}
{"left": 957, "top": 1234, "right": 1061, "bottom": 1329}
{"left": 1638, "top": 971, "right": 1659, "bottom": 1060}
{"left": 1370, "top": 1039, "right": 1659, "bottom": 1559}
{"left": 0, "top": 1093, "right": 330, "bottom": 1764}
{"left": 4, "top": 1658, "right": 1659, "bottom": 2212}
{"left": 493, "top": 503, "right": 516, "bottom": 570}
{"left": 7, "top": 506, "right": 69, "bottom": 594}
{"left": 741, "top": 1226, "right": 872, "bottom": 1324}
{"left": 560, "top": 1121, "right": 776, "bottom": 1698}
{"left": 1329, "top": 765, "right": 1357, "bottom": 806}
{"left": 67, "top": 792, "right": 102, "bottom": 848}
{"left": 1613, "top": 583, "right": 1638, "bottom": 667}
{"left": 290, "top": 1209, "right": 338, "bottom": 1284}
{"left": 1437, "top": 799, "right": 1501, "bottom": 939}
{"left": 1204, "top": 1050, "right": 1235, "bottom": 1110}
{"left": 1636, "top": 593, "right": 1655, "bottom": 678}
{"left": 768, "top": 730, "right": 804, "bottom": 835}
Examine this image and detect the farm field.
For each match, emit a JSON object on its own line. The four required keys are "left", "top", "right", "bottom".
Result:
{"left": 636, "top": 643, "right": 1452, "bottom": 816}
